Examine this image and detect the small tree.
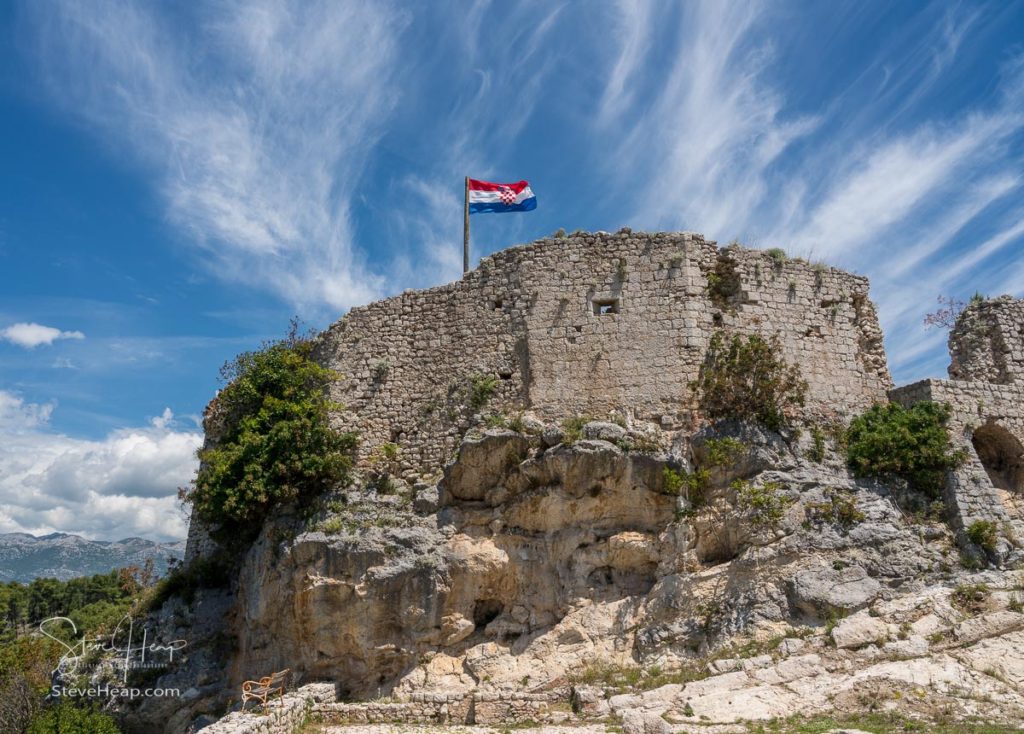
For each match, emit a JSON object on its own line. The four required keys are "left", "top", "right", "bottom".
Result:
{"left": 691, "top": 331, "right": 807, "bottom": 430}
{"left": 923, "top": 293, "right": 985, "bottom": 330}
{"left": 182, "top": 321, "right": 358, "bottom": 543}
{"left": 923, "top": 295, "right": 966, "bottom": 330}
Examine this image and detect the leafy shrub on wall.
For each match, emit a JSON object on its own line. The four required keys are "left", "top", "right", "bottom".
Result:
{"left": 691, "top": 331, "right": 807, "bottom": 431}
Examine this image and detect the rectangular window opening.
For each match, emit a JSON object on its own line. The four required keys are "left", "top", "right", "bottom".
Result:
{"left": 593, "top": 298, "right": 620, "bottom": 315}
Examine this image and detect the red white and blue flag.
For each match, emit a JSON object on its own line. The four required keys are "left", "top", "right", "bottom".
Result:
{"left": 468, "top": 179, "right": 537, "bottom": 214}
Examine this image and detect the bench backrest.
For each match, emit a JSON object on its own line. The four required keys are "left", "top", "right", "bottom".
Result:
{"left": 264, "top": 669, "right": 290, "bottom": 687}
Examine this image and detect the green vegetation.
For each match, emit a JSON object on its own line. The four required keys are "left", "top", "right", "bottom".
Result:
{"left": 366, "top": 441, "right": 401, "bottom": 494}
{"left": 804, "top": 487, "right": 865, "bottom": 530}
{"left": 144, "top": 555, "right": 232, "bottom": 610}
{"left": 1, "top": 568, "right": 147, "bottom": 640}
{"left": 617, "top": 433, "right": 662, "bottom": 454}
{"left": 808, "top": 425, "right": 827, "bottom": 462}
{"left": 181, "top": 321, "right": 358, "bottom": 544}
{"left": 951, "top": 582, "right": 990, "bottom": 615}
{"left": 703, "top": 437, "right": 746, "bottom": 466}
{"left": 570, "top": 636, "right": 790, "bottom": 698}
{"left": 966, "top": 520, "right": 999, "bottom": 554}
{"left": 745, "top": 712, "right": 1023, "bottom": 733}
{"left": 561, "top": 415, "right": 592, "bottom": 444}
{"left": 765, "top": 248, "right": 787, "bottom": 267}
{"left": 706, "top": 254, "right": 741, "bottom": 311}
{"left": 1009, "top": 592, "right": 1024, "bottom": 613}
{"left": 570, "top": 660, "right": 706, "bottom": 695}
{"left": 0, "top": 568, "right": 161, "bottom": 734}
{"left": 734, "top": 480, "right": 793, "bottom": 530}
{"left": 371, "top": 359, "right": 390, "bottom": 381}
{"left": 468, "top": 373, "right": 499, "bottom": 412}
{"left": 485, "top": 412, "right": 526, "bottom": 432}
{"left": 320, "top": 516, "right": 346, "bottom": 535}
{"left": 845, "top": 401, "right": 965, "bottom": 499}
{"left": 661, "top": 466, "right": 710, "bottom": 507}
{"left": 691, "top": 331, "right": 807, "bottom": 431}
{"left": 26, "top": 701, "right": 120, "bottom": 734}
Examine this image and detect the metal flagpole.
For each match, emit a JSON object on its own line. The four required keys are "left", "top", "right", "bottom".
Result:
{"left": 463, "top": 176, "right": 470, "bottom": 275}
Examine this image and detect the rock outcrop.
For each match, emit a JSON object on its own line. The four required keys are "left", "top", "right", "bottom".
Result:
{"left": 136, "top": 234, "right": 1024, "bottom": 733}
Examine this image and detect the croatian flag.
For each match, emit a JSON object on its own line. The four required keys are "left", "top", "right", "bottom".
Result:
{"left": 468, "top": 179, "right": 537, "bottom": 214}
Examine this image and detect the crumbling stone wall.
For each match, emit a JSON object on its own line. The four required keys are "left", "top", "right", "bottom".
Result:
{"left": 949, "top": 296, "right": 1024, "bottom": 384}
{"left": 892, "top": 297, "right": 1024, "bottom": 547}
{"left": 314, "top": 230, "right": 892, "bottom": 476}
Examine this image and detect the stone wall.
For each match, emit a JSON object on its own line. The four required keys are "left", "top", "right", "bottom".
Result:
{"left": 949, "top": 296, "right": 1024, "bottom": 384}
{"left": 313, "top": 230, "right": 892, "bottom": 477}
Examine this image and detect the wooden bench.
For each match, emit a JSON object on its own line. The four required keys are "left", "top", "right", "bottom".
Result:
{"left": 241, "top": 668, "right": 290, "bottom": 710}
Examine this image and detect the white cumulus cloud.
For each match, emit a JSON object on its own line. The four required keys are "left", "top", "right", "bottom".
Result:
{"left": 1, "top": 322, "right": 85, "bottom": 349}
{"left": 0, "top": 391, "right": 201, "bottom": 541}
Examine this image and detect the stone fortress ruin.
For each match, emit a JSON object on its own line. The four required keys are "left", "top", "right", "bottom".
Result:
{"left": 313, "top": 230, "right": 891, "bottom": 473}
{"left": 176, "top": 231, "right": 1024, "bottom": 734}
{"left": 307, "top": 228, "right": 1021, "bottom": 542}
{"left": 893, "top": 296, "right": 1024, "bottom": 549}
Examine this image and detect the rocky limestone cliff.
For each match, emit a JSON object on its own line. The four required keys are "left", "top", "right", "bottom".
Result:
{"left": 128, "top": 237, "right": 1024, "bottom": 733}
{"left": 131, "top": 415, "right": 1024, "bottom": 733}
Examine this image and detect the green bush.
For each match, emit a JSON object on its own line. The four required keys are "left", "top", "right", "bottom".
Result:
{"left": 182, "top": 322, "right": 358, "bottom": 542}
{"left": 468, "top": 373, "right": 499, "bottom": 411}
{"left": 967, "top": 520, "right": 999, "bottom": 554}
{"left": 845, "top": 401, "right": 965, "bottom": 499}
{"left": 613, "top": 432, "right": 658, "bottom": 453}
{"left": 951, "top": 582, "right": 990, "bottom": 615}
{"left": 703, "top": 437, "right": 746, "bottom": 467}
{"left": 691, "top": 332, "right": 808, "bottom": 431}
{"left": 661, "top": 466, "right": 710, "bottom": 506}
{"left": 734, "top": 480, "right": 792, "bottom": 530}
{"left": 561, "top": 415, "right": 592, "bottom": 444}
{"left": 706, "top": 254, "right": 741, "bottom": 311}
{"left": 804, "top": 487, "right": 865, "bottom": 530}
{"left": 808, "top": 426, "right": 827, "bottom": 462}
{"left": 28, "top": 701, "right": 120, "bottom": 734}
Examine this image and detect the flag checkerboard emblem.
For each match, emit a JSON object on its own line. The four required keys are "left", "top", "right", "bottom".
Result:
{"left": 498, "top": 187, "right": 516, "bottom": 205}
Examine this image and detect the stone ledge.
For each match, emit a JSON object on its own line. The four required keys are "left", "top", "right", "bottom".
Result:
{"left": 314, "top": 690, "right": 565, "bottom": 726}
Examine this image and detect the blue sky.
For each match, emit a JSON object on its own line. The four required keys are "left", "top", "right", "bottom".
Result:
{"left": 1, "top": 0, "right": 1023, "bottom": 541}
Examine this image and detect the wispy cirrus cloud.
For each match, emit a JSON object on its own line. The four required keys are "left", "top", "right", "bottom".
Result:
{"left": 24, "top": 0, "right": 404, "bottom": 312}
{"left": 1, "top": 322, "right": 84, "bottom": 348}
{"left": 597, "top": 0, "right": 821, "bottom": 238}
{"left": 594, "top": 0, "right": 1024, "bottom": 381}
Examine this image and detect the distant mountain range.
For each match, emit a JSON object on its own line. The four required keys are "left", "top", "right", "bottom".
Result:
{"left": 0, "top": 532, "right": 186, "bottom": 583}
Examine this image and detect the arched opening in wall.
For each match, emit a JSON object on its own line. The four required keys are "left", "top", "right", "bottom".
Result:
{"left": 972, "top": 424, "right": 1024, "bottom": 517}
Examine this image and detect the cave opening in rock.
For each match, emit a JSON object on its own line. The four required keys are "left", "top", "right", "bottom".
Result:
{"left": 472, "top": 599, "right": 504, "bottom": 628}
{"left": 972, "top": 424, "right": 1024, "bottom": 494}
